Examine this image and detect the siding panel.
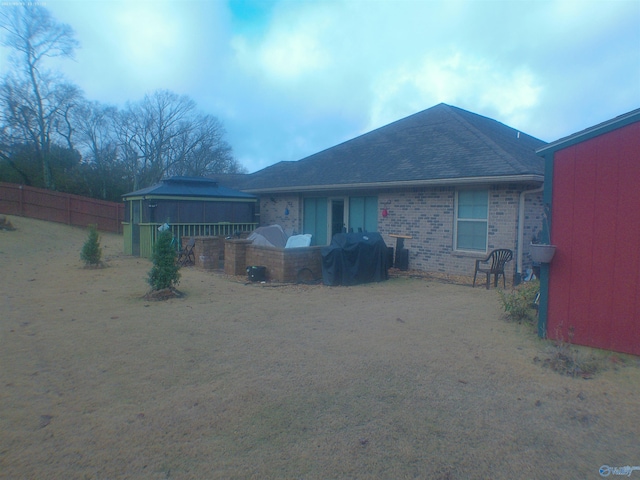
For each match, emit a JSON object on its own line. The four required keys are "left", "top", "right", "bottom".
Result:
{"left": 548, "top": 147, "right": 575, "bottom": 341}
{"left": 568, "top": 141, "right": 599, "bottom": 345}
{"left": 610, "top": 126, "right": 640, "bottom": 354}
{"left": 548, "top": 121, "right": 640, "bottom": 355}
{"left": 587, "top": 136, "right": 615, "bottom": 349}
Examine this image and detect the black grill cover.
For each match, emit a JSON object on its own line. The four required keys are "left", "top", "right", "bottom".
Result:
{"left": 321, "top": 232, "right": 389, "bottom": 286}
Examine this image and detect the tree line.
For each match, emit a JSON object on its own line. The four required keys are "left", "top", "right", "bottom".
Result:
{"left": 0, "top": 4, "right": 245, "bottom": 202}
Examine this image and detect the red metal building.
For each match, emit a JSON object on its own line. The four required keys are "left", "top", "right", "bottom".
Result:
{"left": 537, "top": 109, "right": 640, "bottom": 356}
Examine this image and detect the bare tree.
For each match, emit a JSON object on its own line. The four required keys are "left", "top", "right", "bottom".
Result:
{"left": 0, "top": 73, "right": 82, "bottom": 183}
{"left": 169, "top": 114, "right": 242, "bottom": 177}
{"left": 73, "top": 100, "right": 124, "bottom": 199}
{"left": 0, "top": 121, "right": 32, "bottom": 184}
{"left": 54, "top": 82, "right": 83, "bottom": 150}
{"left": 115, "top": 90, "right": 242, "bottom": 190}
{"left": 0, "top": 6, "right": 243, "bottom": 195}
{"left": 113, "top": 106, "right": 144, "bottom": 191}
{"left": 0, "top": 4, "right": 79, "bottom": 188}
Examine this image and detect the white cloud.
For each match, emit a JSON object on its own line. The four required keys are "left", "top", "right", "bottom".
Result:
{"left": 221, "top": 0, "right": 638, "bottom": 169}
{"left": 367, "top": 52, "right": 542, "bottom": 132}
{"left": 114, "top": 7, "right": 177, "bottom": 63}
{"left": 232, "top": 4, "right": 333, "bottom": 82}
{"left": 258, "top": 27, "right": 331, "bottom": 80}
{"left": 3, "top": 0, "right": 636, "bottom": 173}
{"left": 478, "top": 68, "right": 542, "bottom": 125}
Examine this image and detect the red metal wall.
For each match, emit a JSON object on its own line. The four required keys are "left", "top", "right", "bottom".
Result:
{"left": 547, "top": 122, "right": 640, "bottom": 355}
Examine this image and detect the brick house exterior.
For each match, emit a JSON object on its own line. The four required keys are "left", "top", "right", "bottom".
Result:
{"left": 216, "top": 104, "right": 547, "bottom": 284}
{"left": 253, "top": 185, "right": 543, "bottom": 283}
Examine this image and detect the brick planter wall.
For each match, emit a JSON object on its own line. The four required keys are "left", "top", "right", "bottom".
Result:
{"left": 186, "top": 236, "right": 224, "bottom": 270}
{"left": 225, "top": 239, "right": 323, "bottom": 283}
{"left": 246, "top": 245, "right": 323, "bottom": 283}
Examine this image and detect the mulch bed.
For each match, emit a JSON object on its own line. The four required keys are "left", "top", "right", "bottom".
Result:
{"left": 142, "top": 288, "right": 185, "bottom": 301}
{"left": 388, "top": 268, "right": 475, "bottom": 286}
{"left": 213, "top": 267, "right": 475, "bottom": 289}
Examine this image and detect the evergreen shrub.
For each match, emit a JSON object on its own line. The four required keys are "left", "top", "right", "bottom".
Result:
{"left": 148, "top": 230, "right": 180, "bottom": 291}
{"left": 498, "top": 279, "right": 539, "bottom": 324}
{"left": 81, "top": 224, "right": 102, "bottom": 266}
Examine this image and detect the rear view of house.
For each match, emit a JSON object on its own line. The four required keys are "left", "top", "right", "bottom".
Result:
{"left": 223, "top": 103, "right": 548, "bottom": 284}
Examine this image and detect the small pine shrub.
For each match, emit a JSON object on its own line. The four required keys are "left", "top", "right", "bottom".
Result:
{"left": 498, "top": 279, "right": 539, "bottom": 324}
{"left": 148, "top": 230, "right": 180, "bottom": 291}
{"left": 81, "top": 224, "right": 102, "bottom": 266}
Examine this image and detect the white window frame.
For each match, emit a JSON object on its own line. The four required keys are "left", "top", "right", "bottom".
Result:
{"left": 454, "top": 188, "right": 489, "bottom": 252}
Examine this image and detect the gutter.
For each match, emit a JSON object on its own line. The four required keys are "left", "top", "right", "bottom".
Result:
{"left": 243, "top": 174, "right": 544, "bottom": 194}
{"left": 537, "top": 108, "right": 640, "bottom": 156}
{"left": 517, "top": 186, "right": 544, "bottom": 280}
{"left": 122, "top": 195, "right": 256, "bottom": 202}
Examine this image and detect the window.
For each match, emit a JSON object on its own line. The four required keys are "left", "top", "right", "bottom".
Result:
{"left": 303, "top": 195, "right": 378, "bottom": 245}
{"left": 303, "top": 197, "right": 328, "bottom": 246}
{"left": 349, "top": 196, "right": 378, "bottom": 233}
{"left": 456, "top": 189, "right": 488, "bottom": 251}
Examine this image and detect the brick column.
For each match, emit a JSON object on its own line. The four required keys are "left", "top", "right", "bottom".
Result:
{"left": 194, "top": 236, "right": 222, "bottom": 270}
{"left": 224, "top": 239, "right": 252, "bottom": 276}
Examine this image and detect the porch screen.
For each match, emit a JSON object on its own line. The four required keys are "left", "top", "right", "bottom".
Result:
{"left": 303, "top": 197, "right": 328, "bottom": 246}
{"left": 349, "top": 196, "right": 378, "bottom": 233}
{"left": 456, "top": 189, "right": 488, "bottom": 251}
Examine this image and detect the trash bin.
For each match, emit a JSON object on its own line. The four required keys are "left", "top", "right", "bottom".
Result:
{"left": 396, "top": 249, "right": 409, "bottom": 271}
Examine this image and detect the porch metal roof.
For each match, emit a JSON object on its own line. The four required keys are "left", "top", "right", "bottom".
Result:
{"left": 123, "top": 176, "right": 256, "bottom": 200}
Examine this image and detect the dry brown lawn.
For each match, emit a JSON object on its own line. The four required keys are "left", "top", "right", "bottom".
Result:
{"left": 1, "top": 216, "right": 639, "bottom": 479}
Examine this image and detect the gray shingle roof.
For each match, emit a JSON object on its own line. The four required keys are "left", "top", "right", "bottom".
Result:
{"left": 237, "top": 103, "right": 546, "bottom": 192}
{"left": 123, "top": 176, "right": 256, "bottom": 199}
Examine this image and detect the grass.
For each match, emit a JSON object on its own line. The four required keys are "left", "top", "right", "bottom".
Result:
{"left": 498, "top": 283, "right": 633, "bottom": 379}
{"left": 2, "top": 216, "right": 640, "bottom": 479}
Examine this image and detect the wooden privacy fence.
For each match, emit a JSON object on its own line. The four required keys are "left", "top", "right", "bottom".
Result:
{"left": 0, "top": 182, "right": 124, "bottom": 233}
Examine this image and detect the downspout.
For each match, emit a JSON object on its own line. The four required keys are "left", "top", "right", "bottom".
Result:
{"left": 516, "top": 186, "right": 544, "bottom": 283}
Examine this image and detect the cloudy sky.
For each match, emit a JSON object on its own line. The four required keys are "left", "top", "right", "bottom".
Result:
{"left": 3, "top": 0, "right": 640, "bottom": 172}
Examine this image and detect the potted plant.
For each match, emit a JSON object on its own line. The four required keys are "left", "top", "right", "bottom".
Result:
{"left": 530, "top": 205, "right": 556, "bottom": 263}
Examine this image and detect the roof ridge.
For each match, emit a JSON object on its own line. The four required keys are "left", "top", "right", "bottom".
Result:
{"left": 444, "top": 105, "right": 531, "bottom": 172}
{"left": 294, "top": 104, "right": 452, "bottom": 164}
